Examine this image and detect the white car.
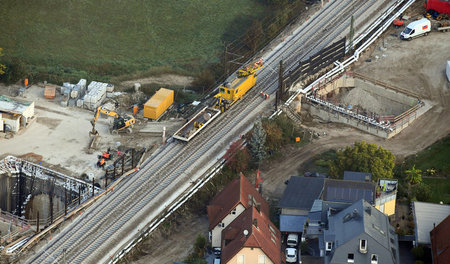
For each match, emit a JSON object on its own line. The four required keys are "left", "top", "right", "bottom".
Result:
{"left": 287, "top": 233, "right": 299, "bottom": 247}
{"left": 285, "top": 247, "right": 297, "bottom": 263}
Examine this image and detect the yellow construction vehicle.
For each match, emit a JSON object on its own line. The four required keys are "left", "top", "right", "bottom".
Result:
{"left": 214, "top": 59, "right": 263, "bottom": 112}
{"left": 89, "top": 106, "right": 135, "bottom": 136}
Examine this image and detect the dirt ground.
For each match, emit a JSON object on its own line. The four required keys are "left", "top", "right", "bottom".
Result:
{"left": 124, "top": 4, "right": 450, "bottom": 264}
{"left": 0, "top": 85, "right": 167, "bottom": 179}
{"left": 129, "top": 215, "right": 209, "bottom": 264}
{"left": 261, "top": 26, "right": 450, "bottom": 199}
{"left": 121, "top": 74, "right": 194, "bottom": 89}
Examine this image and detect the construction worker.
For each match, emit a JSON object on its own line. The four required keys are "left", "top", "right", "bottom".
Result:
{"left": 102, "top": 151, "right": 111, "bottom": 160}
{"left": 97, "top": 158, "right": 106, "bottom": 168}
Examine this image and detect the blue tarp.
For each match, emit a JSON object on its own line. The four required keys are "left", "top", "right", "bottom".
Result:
{"left": 280, "top": 214, "right": 307, "bottom": 233}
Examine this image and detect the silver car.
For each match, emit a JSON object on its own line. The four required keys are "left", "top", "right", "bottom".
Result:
{"left": 285, "top": 247, "right": 297, "bottom": 263}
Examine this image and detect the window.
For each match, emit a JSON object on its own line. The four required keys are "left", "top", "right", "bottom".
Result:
{"left": 237, "top": 255, "right": 245, "bottom": 264}
{"left": 236, "top": 89, "right": 239, "bottom": 94}
{"left": 208, "top": 231, "right": 212, "bottom": 242}
{"left": 326, "top": 242, "right": 332, "bottom": 251}
{"left": 360, "top": 239, "right": 367, "bottom": 253}
{"left": 231, "top": 208, "right": 236, "bottom": 215}
{"left": 371, "top": 254, "right": 378, "bottom": 264}
{"left": 411, "top": 29, "right": 415, "bottom": 34}
{"left": 347, "top": 253, "right": 354, "bottom": 263}
{"left": 258, "top": 255, "right": 265, "bottom": 264}
{"left": 220, "top": 88, "right": 225, "bottom": 93}
{"left": 227, "top": 90, "right": 230, "bottom": 94}
{"left": 218, "top": 222, "right": 225, "bottom": 228}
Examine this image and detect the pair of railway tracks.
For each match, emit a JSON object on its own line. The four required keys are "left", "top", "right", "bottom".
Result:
{"left": 26, "top": 0, "right": 400, "bottom": 263}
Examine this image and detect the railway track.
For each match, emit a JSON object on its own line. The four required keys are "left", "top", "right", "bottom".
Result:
{"left": 25, "top": 1, "right": 400, "bottom": 263}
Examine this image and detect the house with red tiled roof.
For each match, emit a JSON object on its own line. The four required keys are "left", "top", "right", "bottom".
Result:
{"left": 207, "top": 173, "right": 269, "bottom": 248}
{"left": 221, "top": 206, "right": 282, "bottom": 264}
{"left": 430, "top": 215, "right": 450, "bottom": 264}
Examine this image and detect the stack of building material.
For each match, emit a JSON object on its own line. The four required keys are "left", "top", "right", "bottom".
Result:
{"left": 83, "top": 81, "right": 108, "bottom": 110}
{"left": 44, "top": 85, "right": 56, "bottom": 99}
{"left": 144, "top": 88, "right": 174, "bottom": 120}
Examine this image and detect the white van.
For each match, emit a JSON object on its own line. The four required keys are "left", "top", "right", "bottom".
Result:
{"left": 400, "top": 18, "right": 431, "bottom": 40}
{"left": 287, "top": 233, "right": 299, "bottom": 247}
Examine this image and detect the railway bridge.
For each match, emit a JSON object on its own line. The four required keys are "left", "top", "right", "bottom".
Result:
{"left": 24, "top": 1, "right": 415, "bottom": 263}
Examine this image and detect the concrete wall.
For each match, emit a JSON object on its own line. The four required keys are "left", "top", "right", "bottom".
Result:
{"left": 22, "top": 102, "right": 35, "bottom": 119}
{"left": 211, "top": 203, "right": 246, "bottom": 248}
{"left": 355, "top": 79, "right": 417, "bottom": 107}
{"left": 375, "top": 194, "right": 396, "bottom": 216}
{"left": 2, "top": 113, "right": 20, "bottom": 133}
{"left": 303, "top": 103, "right": 391, "bottom": 138}
{"left": 225, "top": 247, "right": 274, "bottom": 264}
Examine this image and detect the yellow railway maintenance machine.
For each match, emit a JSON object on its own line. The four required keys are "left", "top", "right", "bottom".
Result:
{"left": 214, "top": 59, "right": 263, "bottom": 112}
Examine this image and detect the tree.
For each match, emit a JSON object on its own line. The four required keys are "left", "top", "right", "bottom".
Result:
{"left": 412, "top": 183, "right": 431, "bottom": 202}
{"left": 405, "top": 165, "right": 422, "bottom": 185}
{"left": 224, "top": 139, "right": 251, "bottom": 173}
{"left": 0, "top": 48, "right": 6, "bottom": 75}
{"left": 329, "top": 141, "right": 395, "bottom": 182}
{"left": 262, "top": 120, "right": 283, "bottom": 151}
{"left": 248, "top": 120, "right": 267, "bottom": 166}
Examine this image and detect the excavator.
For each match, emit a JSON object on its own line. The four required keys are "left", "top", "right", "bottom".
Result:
{"left": 89, "top": 106, "right": 135, "bottom": 136}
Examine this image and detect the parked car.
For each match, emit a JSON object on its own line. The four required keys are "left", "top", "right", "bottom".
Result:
{"left": 287, "top": 233, "right": 299, "bottom": 247}
{"left": 285, "top": 247, "right": 298, "bottom": 263}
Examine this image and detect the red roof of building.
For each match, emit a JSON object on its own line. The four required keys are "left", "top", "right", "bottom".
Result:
{"left": 221, "top": 206, "right": 281, "bottom": 264}
{"left": 207, "top": 173, "right": 269, "bottom": 230}
{"left": 430, "top": 215, "right": 450, "bottom": 264}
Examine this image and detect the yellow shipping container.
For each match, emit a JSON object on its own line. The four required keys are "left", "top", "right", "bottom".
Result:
{"left": 144, "top": 88, "right": 174, "bottom": 120}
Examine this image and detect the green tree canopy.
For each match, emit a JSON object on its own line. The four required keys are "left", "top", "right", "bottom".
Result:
{"left": 248, "top": 120, "right": 267, "bottom": 166}
{"left": 329, "top": 141, "right": 395, "bottom": 182}
{"left": 405, "top": 165, "right": 422, "bottom": 185}
{"left": 0, "top": 48, "right": 6, "bottom": 75}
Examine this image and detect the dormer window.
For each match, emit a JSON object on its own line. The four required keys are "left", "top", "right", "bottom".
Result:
{"left": 231, "top": 208, "right": 236, "bottom": 215}
{"left": 371, "top": 254, "right": 378, "bottom": 264}
{"left": 326, "top": 241, "right": 332, "bottom": 251}
{"left": 347, "top": 253, "right": 354, "bottom": 263}
{"left": 218, "top": 222, "right": 225, "bottom": 228}
{"left": 359, "top": 239, "right": 367, "bottom": 254}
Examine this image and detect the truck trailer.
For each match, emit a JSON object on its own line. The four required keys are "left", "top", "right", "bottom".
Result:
{"left": 425, "top": 0, "right": 450, "bottom": 14}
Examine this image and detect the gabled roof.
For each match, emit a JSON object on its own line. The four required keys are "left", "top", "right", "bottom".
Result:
{"left": 207, "top": 174, "right": 269, "bottom": 230}
{"left": 413, "top": 201, "right": 450, "bottom": 244}
{"left": 279, "top": 176, "right": 324, "bottom": 210}
{"left": 324, "top": 199, "right": 399, "bottom": 264}
{"left": 343, "top": 171, "right": 372, "bottom": 182}
{"left": 431, "top": 215, "right": 450, "bottom": 264}
{"left": 221, "top": 206, "right": 281, "bottom": 264}
{"left": 323, "top": 179, "right": 376, "bottom": 204}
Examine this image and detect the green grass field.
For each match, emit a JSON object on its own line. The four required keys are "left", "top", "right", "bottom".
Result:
{"left": 422, "top": 178, "right": 450, "bottom": 204}
{"left": 0, "top": 0, "right": 267, "bottom": 83}
{"left": 406, "top": 134, "right": 450, "bottom": 173}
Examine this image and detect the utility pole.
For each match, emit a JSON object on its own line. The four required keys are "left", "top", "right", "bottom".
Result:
{"left": 276, "top": 60, "right": 284, "bottom": 111}
{"left": 349, "top": 15, "right": 355, "bottom": 52}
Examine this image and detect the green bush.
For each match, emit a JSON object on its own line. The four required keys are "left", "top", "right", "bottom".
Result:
{"left": 411, "top": 246, "right": 425, "bottom": 259}
{"left": 412, "top": 183, "right": 431, "bottom": 202}
{"left": 0, "top": 58, "right": 26, "bottom": 84}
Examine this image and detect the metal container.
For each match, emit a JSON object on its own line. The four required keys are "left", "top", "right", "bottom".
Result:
{"left": 143, "top": 88, "right": 174, "bottom": 120}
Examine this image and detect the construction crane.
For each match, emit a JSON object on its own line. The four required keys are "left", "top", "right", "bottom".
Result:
{"left": 89, "top": 106, "right": 135, "bottom": 136}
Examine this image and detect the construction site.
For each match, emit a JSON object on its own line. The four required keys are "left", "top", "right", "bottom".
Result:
{"left": 0, "top": 0, "right": 449, "bottom": 263}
